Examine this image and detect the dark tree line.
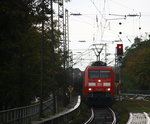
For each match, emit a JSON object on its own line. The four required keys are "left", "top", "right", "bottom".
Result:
{"left": 0, "top": 0, "right": 70, "bottom": 110}
{"left": 121, "top": 37, "right": 150, "bottom": 91}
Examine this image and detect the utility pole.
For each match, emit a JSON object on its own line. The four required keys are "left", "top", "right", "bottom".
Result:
{"left": 58, "top": 0, "right": 66, "bottom": 69}
{"left": 50, "top": 0, "right": 57, "bottom": 114}
{"left": 64, "top": 9, "right": 69, "bottom": 68}
{"left": 58, "top": 0, "right": 68, "bottom": 107}
{"left": 40, "top": 0, "right": 45, "bottom": 118}
{"left": 58, "top": 0, "right": 64, "bottom": 50}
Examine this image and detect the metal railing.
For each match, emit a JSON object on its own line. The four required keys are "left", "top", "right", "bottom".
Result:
{"left": 124, "top": 90, "right": 150, "bottom": 95}
{"left": 33, "top": 96, "right": 81, "bottom": 124}
{"left": 0, "top": 98, "right": 53, "bottom": 124}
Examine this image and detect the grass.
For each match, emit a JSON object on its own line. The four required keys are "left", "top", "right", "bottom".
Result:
{"left": 112, "top": 99, "right": 150, "bottom": 124}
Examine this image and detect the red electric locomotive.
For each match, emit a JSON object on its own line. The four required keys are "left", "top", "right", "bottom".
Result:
{"left": 83, "top": 61, "right": 115, "bottom": 105}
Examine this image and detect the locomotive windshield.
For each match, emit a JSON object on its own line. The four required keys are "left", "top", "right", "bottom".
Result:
{"left": 89, "top": 70, "right": 110, "bottom": 78}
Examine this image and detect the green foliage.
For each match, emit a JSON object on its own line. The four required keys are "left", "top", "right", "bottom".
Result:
{"left": 122, "top": 38, "right": 150, "bottom": 91}
{"left": 0, "top": 0, "right": 70, "bottom": 109}
{"left": 0, "top": 0, "right": 41, "bottom": 108}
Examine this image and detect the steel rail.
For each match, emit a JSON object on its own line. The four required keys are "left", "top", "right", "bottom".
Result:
{"left": 108, "top": 107, "right": 117, "bottom": 124}
{"left": 84, "top": 107, "right": 117, "bottom": 124}
{"left": 84, "top": 108, "right": 94, "bottom": 124}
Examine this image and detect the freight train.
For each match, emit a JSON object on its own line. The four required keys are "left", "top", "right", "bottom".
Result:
{"left": 83, "top": 61, "right": 115, "bottom": 106}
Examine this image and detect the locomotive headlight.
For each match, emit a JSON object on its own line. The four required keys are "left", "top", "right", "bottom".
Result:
{"left": 103, "top": 82, "right": 111, "bottom": 86}
{"left": 107, "top": 88, "right": 111, "bottom": 91}
{"left": 98, "top": 79, "right": 101, "bottom": 82}
{"left": 88, "top": 82, "right": 96, "bottom": 86}
{"left": 88, "top": 88, "right": 92, "bottom": 91}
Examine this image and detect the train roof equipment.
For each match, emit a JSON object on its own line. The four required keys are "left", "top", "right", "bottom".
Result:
{"left": 91, "top": 61, "right": 107, "bottom": 66}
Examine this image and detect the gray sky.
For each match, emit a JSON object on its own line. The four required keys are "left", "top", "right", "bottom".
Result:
{"left": 65, "top": 0, "right": 150, "bottom": 70}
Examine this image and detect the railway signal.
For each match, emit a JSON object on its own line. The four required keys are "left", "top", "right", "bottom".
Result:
{"left": 117, "top": 44, "right": 123, "bottom": 56}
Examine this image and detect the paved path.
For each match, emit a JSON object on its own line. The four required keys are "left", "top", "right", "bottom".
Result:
{"left": 127, "top": 112, "right": 150, "bottom": 124}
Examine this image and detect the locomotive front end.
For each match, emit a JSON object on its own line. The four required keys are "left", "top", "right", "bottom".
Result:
{"left": 83, "top": 65, "right": 115, "bottom": 106}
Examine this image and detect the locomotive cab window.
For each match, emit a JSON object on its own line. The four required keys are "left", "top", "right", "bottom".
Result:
{"left": 89, "top": 70, "right": 110, "bottom": 78}
{"left": 100, "top": 70, "right": 110, "bottom": 78}
{"left": 89, "top": 70, "right": 99, "bottom": 78}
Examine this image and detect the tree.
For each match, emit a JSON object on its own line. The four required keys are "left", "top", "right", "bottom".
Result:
{"left": 122, "top": 38, "right": 150, "bottom": 91}
{"left": 0, "top": 0, "right": 44, "bottom": 109}
{"left": 0, "top": 0, "right": 71, "bottom": 110}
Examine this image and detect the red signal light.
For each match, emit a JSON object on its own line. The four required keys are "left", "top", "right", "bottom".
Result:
{"left": 117, "top": 44, "right": 123, "bottom": 56}
{"left": 118, "top": 45, "right": 122, "bottom": 49}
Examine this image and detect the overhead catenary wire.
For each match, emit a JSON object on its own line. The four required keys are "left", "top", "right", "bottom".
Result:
{"left": 109, "top": 0, "right": 138, "bottom": 12}
{"left": 90, "top": 0, "right": 112, "bottom": 41}
{"left": 66, "top": 0, "right": 150, "bottom": 70}
{"left": 90, "top": 0, "right": 104, "bottom": 18}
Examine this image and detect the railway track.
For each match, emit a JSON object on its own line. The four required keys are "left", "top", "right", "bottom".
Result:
{"left": 85, "top": 107, "right": 116, "bottom": 124}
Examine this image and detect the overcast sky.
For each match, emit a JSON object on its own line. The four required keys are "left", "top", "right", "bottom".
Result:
{"left": 64, "top": 0, "right": 150, "bottom": 70}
